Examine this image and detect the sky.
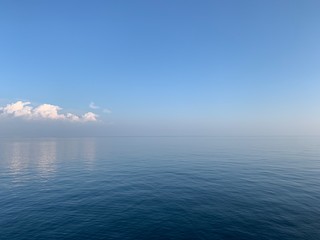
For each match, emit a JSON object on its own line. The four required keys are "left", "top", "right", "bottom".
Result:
{"left": 1, "top": 0, "right": 320, "bottom": 136}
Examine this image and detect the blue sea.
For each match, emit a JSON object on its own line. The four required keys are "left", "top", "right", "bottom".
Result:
{"left": 0, "top": 137, "right": 320, "bottom": 240}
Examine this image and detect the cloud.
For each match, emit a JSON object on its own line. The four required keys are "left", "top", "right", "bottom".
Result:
{"left": 0, "top": 101, "right": 98, "bottom": 122}
{"left": 103, "top": 108, "right": 112, "bottom": 114}
{"left": 82, "top": 112, "right": 98, "bottom": 121}
{"left": 33, "top": 104, "right": 65, "bottom": 120}
{"left": 89, "top": 102, "right": 112, "bottom": 114}
{"left": 89, "top": 102, "right": 99, "bottom": 109}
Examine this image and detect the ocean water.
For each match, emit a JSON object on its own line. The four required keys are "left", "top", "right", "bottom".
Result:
{"left": 0, "top": 137, "right": 320, "bottom": 240}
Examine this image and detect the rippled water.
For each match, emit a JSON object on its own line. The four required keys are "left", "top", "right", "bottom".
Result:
{"left": 0, "top": 137, "right": 320, "bottom": 239}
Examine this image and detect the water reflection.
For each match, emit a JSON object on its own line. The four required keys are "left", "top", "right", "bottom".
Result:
{"left": 2, "top": 138, "right": 99, "bottom": 181}
{"left": 8, "top": 141, "right": 31, "bottom": 177}
{"left": 37, "top": 140, "right": 57, "bottom": 178}
{"left": 80, "top": 138, "right": 96, "bottom": 168}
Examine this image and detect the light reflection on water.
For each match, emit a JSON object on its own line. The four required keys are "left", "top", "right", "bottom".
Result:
{"left": 9, "top": 142, "right": 30, "bottom": 177}
{"left": 1, "top": 138, "right": 98, "bottom": 181}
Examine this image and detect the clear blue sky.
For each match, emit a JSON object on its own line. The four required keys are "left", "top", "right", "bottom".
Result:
{"left": 1, "top": 0, "right": 320, "bottom": 135}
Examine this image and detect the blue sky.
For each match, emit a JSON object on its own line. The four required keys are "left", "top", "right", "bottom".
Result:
{"left": 1, "top": 0, "right": 320, "bottom": 136}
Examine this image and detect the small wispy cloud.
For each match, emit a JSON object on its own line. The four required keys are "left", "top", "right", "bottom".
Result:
{"left": 89, "top": 102, "right": 100, "bottom": 109}
{"left": 0, "top": 101, "right": 98, "bottom": 122}
{"left": 103, "top": 108, "right": 112, "bottom": 114}
{"left": 89, "top": 101, "right": 111, "bottom": 114}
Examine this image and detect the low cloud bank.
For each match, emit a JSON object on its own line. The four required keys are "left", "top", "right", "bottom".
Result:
{"left": 0, "top": 101, "right": 98, "bottom": 122}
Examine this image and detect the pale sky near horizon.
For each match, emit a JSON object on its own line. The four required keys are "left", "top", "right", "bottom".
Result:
{"left": 1, "top": 0, "right": 320, "bottom": 136}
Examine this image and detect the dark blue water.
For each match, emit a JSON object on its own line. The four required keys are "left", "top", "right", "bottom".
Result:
{"left": 0, "top": 137, "right": 320, "bottom": 240}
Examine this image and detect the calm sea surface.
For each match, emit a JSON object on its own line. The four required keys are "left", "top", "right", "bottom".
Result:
{"left": 0, "top": 137, "right": 320, "bottom": 240}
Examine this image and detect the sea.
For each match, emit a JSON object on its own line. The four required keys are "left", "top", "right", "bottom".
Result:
{"left": 0, "top": 137, "right": 319, "bottom": 240}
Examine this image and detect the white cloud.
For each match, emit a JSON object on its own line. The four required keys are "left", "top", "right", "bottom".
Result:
{"left": 66, "top": 113, "right": 80, "bottom": 121}
{"left": 0, "top": 101, "right": 98, "bottom": 122}
{"left": 0, "top": 101, "right": 33, "bottom": 118}
{"left": 33, "top": 104, "right": 65, "bottom": 120}
{"left": 89, "top": 102, "right": 99, "bottom": 109}
{"left": 82, "top": 112, "right": 98, "bottom": 122}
